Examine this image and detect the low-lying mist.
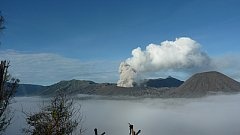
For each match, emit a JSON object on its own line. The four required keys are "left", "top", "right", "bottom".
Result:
{"left": 6, "top": 94, "right": 240, "bottom": 135}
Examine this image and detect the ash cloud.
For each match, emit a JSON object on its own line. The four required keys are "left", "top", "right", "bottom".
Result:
{"left": 117, "top": 62, "right": 137, "bottom": 87}
{"left": 117, "top": 37, "right": 212, "bottom": 87}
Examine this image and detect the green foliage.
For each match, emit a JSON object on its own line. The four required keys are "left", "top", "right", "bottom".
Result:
{"left": 24, "top": 92, "right": 82, "bottom": 135}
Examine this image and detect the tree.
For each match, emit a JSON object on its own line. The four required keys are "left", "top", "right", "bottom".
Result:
{"left": 24, "top": 92, "right": 83, "bottom": 135}
{"left": 0, "top": 61, "right": 19, "bottom": 132}
{"left": 0, "top": 12, "right": 20, "bottom": 133}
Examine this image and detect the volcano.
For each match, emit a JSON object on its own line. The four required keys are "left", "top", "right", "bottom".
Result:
{"left": 171, "top": 71, "right": 240, "bottom": 97}
{"left": 16, "top": 71, "right": 240, "bottom": 98}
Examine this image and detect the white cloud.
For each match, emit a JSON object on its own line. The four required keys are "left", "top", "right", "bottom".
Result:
{"left": 117, "top": 37, "right": 240, "bottom": 87}
{"left": 127, "top": 37, "right": 212, "bottom": 72}
{"left": 0, "top": 50, "right": 119, "bottom": 85}
{"left": 117, "top": 37, "right": 213, "bottom": 87}
{"left": 140, "top": 54, "right": 240, "bottom": 82}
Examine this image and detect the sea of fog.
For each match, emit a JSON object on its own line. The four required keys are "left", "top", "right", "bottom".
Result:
{"left": 5, "top": 94, "right": 240, "bottom": 135}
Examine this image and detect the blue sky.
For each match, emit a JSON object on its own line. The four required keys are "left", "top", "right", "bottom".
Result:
{"left": 1, "top": 0, "right": 240, "bottom": 85}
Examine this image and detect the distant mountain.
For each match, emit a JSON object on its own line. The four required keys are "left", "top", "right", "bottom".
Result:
{"left": 15, "top": 84, "right": 46, "bottom": 96}
{"left": 40, "top": 79, "right": 169, "bottom": 97}
{"left": 142, "top": 76, "right": 184, "bottom": 88}
{"left": 170, "top": 71, "right": 240, "bottom": 97}
{"left": 14, "top": 71, "right": 240, "bottom": 98}
{"left": 41, "top": 79, "right": 98, "bottom": 95}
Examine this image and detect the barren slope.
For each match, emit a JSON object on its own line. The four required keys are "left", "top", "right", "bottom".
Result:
{"left": 170, "top": 71, "right": 240, "bottom": 97}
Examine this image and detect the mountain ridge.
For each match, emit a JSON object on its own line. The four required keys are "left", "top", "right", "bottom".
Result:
{"left": 141, "top": 76, "right": 183, "bottom": 88}
{"left": 16, "top": 71, "right": 240, "bottom": 98}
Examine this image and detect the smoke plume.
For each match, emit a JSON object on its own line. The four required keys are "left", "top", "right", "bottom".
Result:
{"left": 117, "top": 37, "right": 211, "bottom": 87}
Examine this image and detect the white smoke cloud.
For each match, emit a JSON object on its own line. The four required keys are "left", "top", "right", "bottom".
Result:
{"left": 117, "top": 62, "right": 137, "bottom": 87}
{"left": 117, "top": 37, "right": 212, "bottom": 87}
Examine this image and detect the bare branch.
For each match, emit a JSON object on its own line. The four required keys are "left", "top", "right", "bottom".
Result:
{"left": 0, "top": 61, "right": 19, "bottom": 133}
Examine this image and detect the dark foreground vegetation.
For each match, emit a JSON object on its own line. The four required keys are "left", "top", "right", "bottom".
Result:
{"left": 0, "top": 13, "right": 20, "bottom": 133}
{"left": 23, "top": 92, "right": 82, "bottom": 135}
{"left": 0, "top": 61, "right": 19, "bottom": 133}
